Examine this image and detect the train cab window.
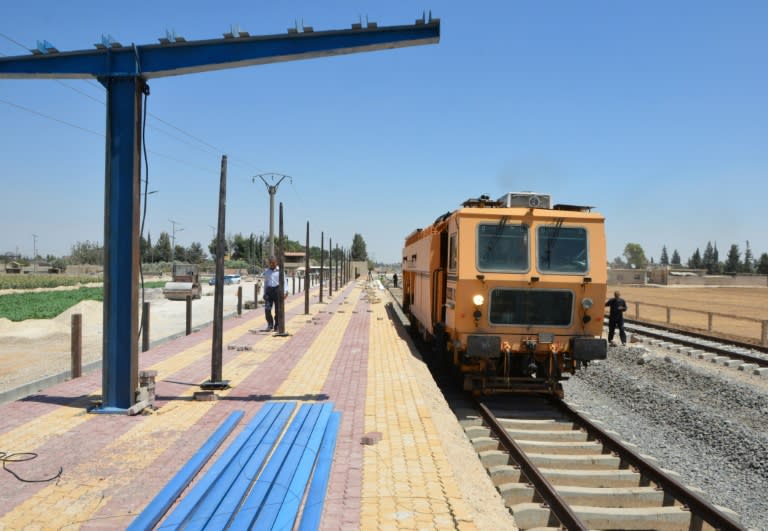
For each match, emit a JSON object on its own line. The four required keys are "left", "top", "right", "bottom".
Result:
{"left": 448, "top": 233, "right": 458, "bottom": 271}
{"left": 537, "top": 226, "right": 588, "bottom": 274}
{"left": 477, "top": 223, "right": 529, "bottom": 272}
{"left": 489, "top": 289, "right": 573, "bottom": 326}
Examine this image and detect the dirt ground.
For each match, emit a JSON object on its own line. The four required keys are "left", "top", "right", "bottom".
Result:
{"left": 607, "top": 285, "right": 768, "bottom": 343}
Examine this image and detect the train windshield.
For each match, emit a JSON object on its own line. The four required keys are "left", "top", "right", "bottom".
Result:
{"left": 477, "top": 221, "right": 529, "bottom": 272}
{"left": 489, "top": 289, "right": 573, "bottom": 326}
{"left": 537, "top": 226, "right": 588, "bottom": 274}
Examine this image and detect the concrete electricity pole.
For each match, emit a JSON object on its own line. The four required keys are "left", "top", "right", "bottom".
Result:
{"left": 32, "top": 233, "right": 38, "bottom": 274}
{"left": 253, "top": 173, "right": 291, "bottom": 258}
{"left": 169, "top": 219, "right": 183, "bottom": 270}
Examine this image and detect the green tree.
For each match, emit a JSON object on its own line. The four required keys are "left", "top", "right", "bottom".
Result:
{"left": 671, "top": 249, "right": 681, "bottom": 266}
{"left": 141, "top": 233, "right": 153, "bottom": 263}
{"left": 186, "top": 242, "right": 206, "bottom": 264}
{"left": 154, "top": 232, "right": 172, "bottom": 263}
{"left": 623, "top": 243, "right": 648, "bottom": 269}
{"left": 724, "top": 244, "right": 740, "bottom": 273}
{"left": 687, "top": 248, "right": 702, "bottom": 269}
{"left": 757, "top": 253, "right": 768, "bottom": 274}
{"left": 174, "top": 244, "right": 187, "bottom": 263}
{"left": 743, "top": 241, "right": 754, "bottom": 273}
{"left": 231, "top": 233, "right": 250, "bottom": 262}
{"left": 351, "top": 233, "right": 368, "bottom": 261}
{"left": 70, "top": 240, "right": 103, "bottom": 265}
{"left": 660, "top": 245, "right": 669, "bottom": 266}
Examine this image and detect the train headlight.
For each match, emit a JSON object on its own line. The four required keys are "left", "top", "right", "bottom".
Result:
{"left": 581, "top": 298, "right": 593, "bottom": 310}
{"left": 472, "top": 294, "right": 485, "bottom": 306}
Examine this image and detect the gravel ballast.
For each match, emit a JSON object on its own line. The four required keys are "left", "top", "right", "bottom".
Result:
{"left": 563, "top": 342, "right": 768, "bottom": 530}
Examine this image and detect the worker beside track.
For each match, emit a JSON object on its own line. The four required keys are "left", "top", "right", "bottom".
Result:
{"left": 605, "top": 290, "right": 627, "bottom": 346}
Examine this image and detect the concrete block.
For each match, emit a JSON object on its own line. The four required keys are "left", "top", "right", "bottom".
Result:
{"left": 752, "top": 367, "right": 768, "bottom": 378}
{"left": 697, "top": 352, "right": 717, "bottom": 361}
{"left": 722, "top": 358, "right": 743, "bottom": 367}
{"left": 738, "top": 363, "right": 759, "bottom": 372}
{"left": 687, "top": 349, "right": 703, "bottom": 358}
{"left": 711, "top": 356, "right": 731, "bottom": 364}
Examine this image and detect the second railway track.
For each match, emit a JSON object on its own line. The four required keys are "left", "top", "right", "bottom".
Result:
{"left": 465, "top": 396, "right": 745, "bottom": 530}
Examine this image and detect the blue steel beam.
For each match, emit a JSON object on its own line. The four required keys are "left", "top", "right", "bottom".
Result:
{"left": 0, "top": 21, "right": 439, "bottom": 79}
{"left": 0, "top": 18, "right": 440, "bottom": 411}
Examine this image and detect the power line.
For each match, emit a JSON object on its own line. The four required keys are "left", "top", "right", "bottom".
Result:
{"left": 2, "top": 31, "right": 272, "bottom": 176}
{"left": 0, "top": 98, "right": 103, "bottom": 137}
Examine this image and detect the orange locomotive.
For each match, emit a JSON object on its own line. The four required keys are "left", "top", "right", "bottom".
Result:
{"left": 402, "top": 192, "right": 608, "bottom": 397}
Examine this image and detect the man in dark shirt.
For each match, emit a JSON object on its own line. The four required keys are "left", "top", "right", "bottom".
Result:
{"left": 605, "top": 290, "right": 627, "bottom": 346}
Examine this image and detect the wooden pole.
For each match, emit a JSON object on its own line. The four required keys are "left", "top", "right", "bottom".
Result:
{"left": 328, "top": 237, "right": 333, "bottom": 297}
{"left": 276, "top": 202, "right": 287, "bottom": 335}
{"left": 319, "top": 232, "right": 324, "bottom": 303}
{"left": 141, "top": 301, "right": 150, "bottom": 352}
{"left": 71, "top": 313, "right": 82, "bottom": 378}
{"left": 204, "top": 154, "right": 228, "bottom": 389}
{"left": 186, "top": 295, "right": 192, "bottom": 335}
{"left": 305, "top": 221, "right": 310, "bottom": 314}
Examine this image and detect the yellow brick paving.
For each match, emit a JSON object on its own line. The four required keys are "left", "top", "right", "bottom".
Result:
{"left": 363, "top": 293, "right": 477, "bottom": 530}
{"left": 0, "top": 296, "right": 311, "bottom": 529}
{"left": 275, "top": 287, "right": 360, "bottom": 397}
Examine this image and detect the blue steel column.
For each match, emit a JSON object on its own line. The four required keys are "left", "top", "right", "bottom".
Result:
{"left": 100, "top": 76, "right": 143, "bottom": 410}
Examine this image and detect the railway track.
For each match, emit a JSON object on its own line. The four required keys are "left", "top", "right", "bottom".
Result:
{"left": 620, "top": 318, "right": 768, "bottom": 369}
{"left": 465, "top": 395, "right": 745, "bottom": 530}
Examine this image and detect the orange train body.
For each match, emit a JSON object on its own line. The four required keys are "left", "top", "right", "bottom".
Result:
{"left": 402, "top": 193, "right": 608, "bottom": 396}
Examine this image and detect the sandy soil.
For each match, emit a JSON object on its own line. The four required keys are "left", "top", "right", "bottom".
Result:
{"left": 0, "top": 282, "right": 251, "bottom": 393}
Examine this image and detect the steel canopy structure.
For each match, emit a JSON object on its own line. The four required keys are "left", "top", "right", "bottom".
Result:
{"left": 0, "top": 16, "right": 440, "bottom": 411}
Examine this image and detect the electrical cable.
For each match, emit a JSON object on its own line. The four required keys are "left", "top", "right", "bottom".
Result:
{"left": 1, "top": 451, "right": 62, "bottom": 483}
{"left": 3, "top": 31, "right": 269, "bottom": 175}
{"left": 138, "top": 83, "right": 150, "bottom": 342}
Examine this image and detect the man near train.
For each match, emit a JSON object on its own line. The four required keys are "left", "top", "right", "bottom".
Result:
{"left": 605, "top": 290, "right": 628, "bottom": 346}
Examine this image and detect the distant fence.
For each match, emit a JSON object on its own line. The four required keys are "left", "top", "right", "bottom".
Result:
{"left": 617, "top": 302, "right": 768, "bottom": 346}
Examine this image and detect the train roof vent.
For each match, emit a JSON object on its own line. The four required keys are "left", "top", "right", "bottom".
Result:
{"left": 497, "top": 192, "right": 551, "bottom": 209}
{"left": 462, "top": 194, "right": 502, "bottom": 208}
{"left": 553, "top": 203, "right": 594, "bottom": 212}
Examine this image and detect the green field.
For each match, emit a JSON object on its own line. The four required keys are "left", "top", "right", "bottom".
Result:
{"left": 0, "top": 275, "right": 103, "bottom": 290}
{"left": 0, "top": 280, "right": 167, "bottom": 321}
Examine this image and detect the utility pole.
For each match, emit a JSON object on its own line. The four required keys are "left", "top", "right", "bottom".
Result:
{"left": 32, "top": 234, "right": 38, "bottom": 274}
{"left": 169, "top": 219, "right": 183, "bottom": 270}
{"left": 253, "top": 173, "right": 291, "bottom": 258}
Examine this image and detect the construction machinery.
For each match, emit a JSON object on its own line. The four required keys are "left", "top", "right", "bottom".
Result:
{"left": 163, "top": 264, "right": 202, "bottom": 300}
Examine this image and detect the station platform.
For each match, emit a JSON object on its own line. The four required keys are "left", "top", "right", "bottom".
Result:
{"left": 0, "top": 281, "right": 512, "bottom": 530}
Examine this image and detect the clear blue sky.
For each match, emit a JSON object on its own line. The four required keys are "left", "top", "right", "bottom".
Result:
{"left": 2, "top": 1, "right": 767, "bottom": 265}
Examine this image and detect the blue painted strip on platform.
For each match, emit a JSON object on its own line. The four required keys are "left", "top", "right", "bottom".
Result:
{"left": 156, "top": 404, "right": 279, "bottom": 530}
{"left": 253, "top": 403, "right": 331, "bottom": 530}
{"left": 199, "top": 402, "right": 296, "bottom": 530}
{"left": 127, "top": 409, "right": 244, "bottom": 531}
{"left": 228, "top": 403, "right": 313, "bottom": 529}
{"left": 298, "top": 410, "right": 341, "bottom": 531}
{"left": 271, "top": 403, "right": 334, "bottom": 531}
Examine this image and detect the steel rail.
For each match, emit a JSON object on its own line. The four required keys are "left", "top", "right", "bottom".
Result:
{"left": 621, "top": 318, "right": 768, "bottom": 367}
{"left": 553, "top": 399, "right": 745, "bottom": 531}
{"left": 475, "top": 400, "right": 588, "bottom": 531}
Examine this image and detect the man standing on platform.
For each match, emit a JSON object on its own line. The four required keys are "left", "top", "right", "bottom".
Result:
{"left": 263, "top": 256, "right": 281, "bottom": 331}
